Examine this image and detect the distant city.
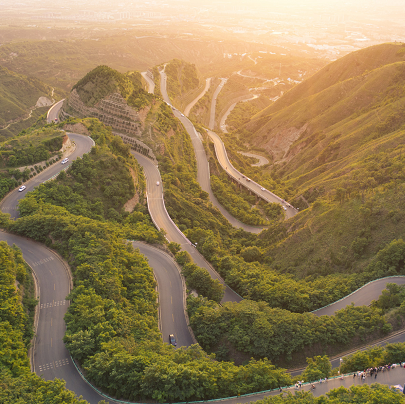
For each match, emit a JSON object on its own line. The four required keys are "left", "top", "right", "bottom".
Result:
{"left": 1, "top": 0, "right": 404, "bottom": 60}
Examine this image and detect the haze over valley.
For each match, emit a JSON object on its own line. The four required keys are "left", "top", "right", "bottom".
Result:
{"left": 2, "top": 2, "right": 405, "bottom": 404}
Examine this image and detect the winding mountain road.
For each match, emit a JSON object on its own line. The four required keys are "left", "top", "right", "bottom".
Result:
{"left": 209, "top": 78, "right": 227, "bottom": 130}
{"left": 141, "top": 71, "right": 155, "bottom": 94}
{"left": 3, "top": 75, "right": 405, "bottom": 404}
{"left": 0, "top": 133, "right": 95, "bottom": 219}
{"left": 219, "top": 94, "right": 258, "bottom": 134}
{"left": 133, "top": 151, "right": 241, "bottom": 303}
{"left": 206, "top": 81, "right": 297, "bottom": 218}
{"left": 132, "top": 242, "right": 196, "bottom": 348}
{"left": 0, "top": 130, "right": 109, "bottom": 403}
{"left": 238, "top": 151, "right": 269, "bottom": 167}
{"left": 184, "top": 77, "right": 211, "bottom": 117}
{"left": 159, "top": 70, "right": 263, "bottom": 233}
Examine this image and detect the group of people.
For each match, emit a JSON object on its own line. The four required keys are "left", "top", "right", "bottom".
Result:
{"left": 294, "top": 380, "right": 320, "bottom": 390}
{"left": 291, "top": 363, "right": 403, "bottom": 393}
{"left": 353, "top": 363, "right": 398, "bottom": 380}
{"left": 294, "top": 380, "right": 305, "bottom": 389}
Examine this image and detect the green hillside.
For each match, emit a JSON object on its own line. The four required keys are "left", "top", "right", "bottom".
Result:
{"left": 164, "top": 59, "right": 200, "bottom": 107}
{"left": 252, "top": 43, "right": 405, "bottom": 119}
{"left": 0, "top": 66, "right": 54, "bottom": 138}
{"left": 72, "top": 66, "right": 152, "bottom": 109}
{"left": 216, "top": 42, "right": 405, "bottom": 300}
{"left": 0, "top": 241, "right": 88, "bottom": 403}
{"left": 0, "top": 122, "right": 66, "bottom": 200}
{"left": 244, "top": 43, "right": 405, "bottom": 196}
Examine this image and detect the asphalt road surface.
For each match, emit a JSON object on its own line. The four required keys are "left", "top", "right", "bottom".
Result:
{"left": 132, "top": 242, "right": 195, "bottom": 347}
{"left": 313, "top": 276, "right": 405, "bottom": 316}
{"left": 141, "top": 71, "right": 155, "bottom": 94}
{"left": 207, "top": 81, "right": 297, "bottom": 219}
{"left": 47, "top": 99, "right": 64, "bottom": 123}
{"left": 238, "top": 151, "right": 269, "bottom": 167}
{"left": 159, "top": 70, "right": 263, "bottom": 234}
{"left": 207, "top": 129, "right": 297, "bottom": 219}
{"left": 184, "top": 77, "right": 211, "bottom": 117}
{"left": 0, "top": 134, "right": 95, "bottom": 219}
{"left": 132, "top": 151, "right": 242, "bottom": 303}
{"left": 208, "top": 78, "right": 227, "bottom": 130}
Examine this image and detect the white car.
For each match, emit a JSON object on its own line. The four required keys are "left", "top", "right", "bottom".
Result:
{"left": 18, "top": 185, "right": 26, "bottom": 192}
{"left": 283, "top": 206, "right": 287, "bottom": 211}
{"left": 260, "top": 187, "right": 265, "bottom": 191}
{"left": 61, "top": 158, "right": 69, "bottom": 164}
{"left": 181, "top": 113, "right": 184, "bottom": 117}
{"left": 156, "top": 181, "right": 160, "bottom": 186}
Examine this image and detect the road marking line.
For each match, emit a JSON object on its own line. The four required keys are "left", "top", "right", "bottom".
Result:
{"left": 172, "top": 314, "right": 174, "bottom": 322}
{"left": 37, "top": 358, "right": 70, "bottom": 372}
{"left": 31, "top": 256, "right": 55, "bottom": 267}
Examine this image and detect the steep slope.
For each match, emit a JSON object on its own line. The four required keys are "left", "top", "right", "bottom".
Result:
{"left": 244, "top": 44, "right": 405, "bottom": 195}
{"left": 220, "top": 43, "right": 405, "bottom": 298}
{"left": 164, "top": 59, "right": 200, "bottom": 109}
{"left": 0, "top": 66, "right": 55, "bottom": 139}
{"left": 62, "top": 66, "right": 154, "bottom": 138}
{"left": 251, "top": 42, "right": 405, "bottom": 119}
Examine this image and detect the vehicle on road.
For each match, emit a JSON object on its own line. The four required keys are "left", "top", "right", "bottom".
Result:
{"left": 18, "top": 185, "right": 26, "bottom": 192}
{"left": 181, "top": 113, "right": 184, "bottom": 117}
{"left": 169, "top": 334, "right": 177, "bottom": 346}
{"left": 283, "top": 206, "right": 287, "bottom": 211}
{"left": 54, "top": 118, "right": 58, "bottom": 122}
{"left": 260, "top": 187, "right": 265, "bottom": 191}
{"left": 156, "top": 181, "right": 160, "bottom": 186}
{"left": 61, "top": 158, "right": 69, "bottom": 164}
{"left": 246, "top": 178, "right": 251, "bottom": 182}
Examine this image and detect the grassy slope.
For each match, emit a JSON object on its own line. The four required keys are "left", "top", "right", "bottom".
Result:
{"left": 0, "top": 66, "right": 53, "bottom": 128}
{"left": 251, "top": 43, "right": 405, "bottom": 120}
{"left": 189, "top": 77, "right": 220, "bottom": 126}
{"left": 236, "top": 43, "right": 405, "bottom": 280}
{"left": 164, "top": 59, "right": 200, "bottom": 109}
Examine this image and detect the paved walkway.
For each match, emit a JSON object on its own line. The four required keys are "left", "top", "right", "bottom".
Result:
{"left": 233, "top": 366, "right": 405, "bottom": 403}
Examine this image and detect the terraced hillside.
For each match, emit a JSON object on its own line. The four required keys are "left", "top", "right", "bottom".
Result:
{"left": 62, "top": 66, "right": 153, "bottom": 138}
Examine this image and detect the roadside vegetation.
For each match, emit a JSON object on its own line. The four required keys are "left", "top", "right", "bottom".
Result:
{"left": 0, "top": 117, "right": 65, "bottom": 199}
{"left": 164, "top": 58, "right": 200, "bottom": 103}
{"left": 0, "top": 241, "right": 87, "bottom": 404}
{"left": 256, "top": 384, "right": 405, "bottom": 404}
{"left": 211, "top": 173, "right": 270, "bottom": 226}
{"left": 0, "top": 116, "right": 293, "bottom": 402}
{"left": 189, "top": 77, "right": 220, "bottom": 126}
{"left": 225, "top": 95, "right": 271, "bottom": 132}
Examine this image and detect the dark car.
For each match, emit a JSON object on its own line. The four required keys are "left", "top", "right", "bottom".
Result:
{"left": 169, "top": 334, "right": 177, "bottom": 347}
